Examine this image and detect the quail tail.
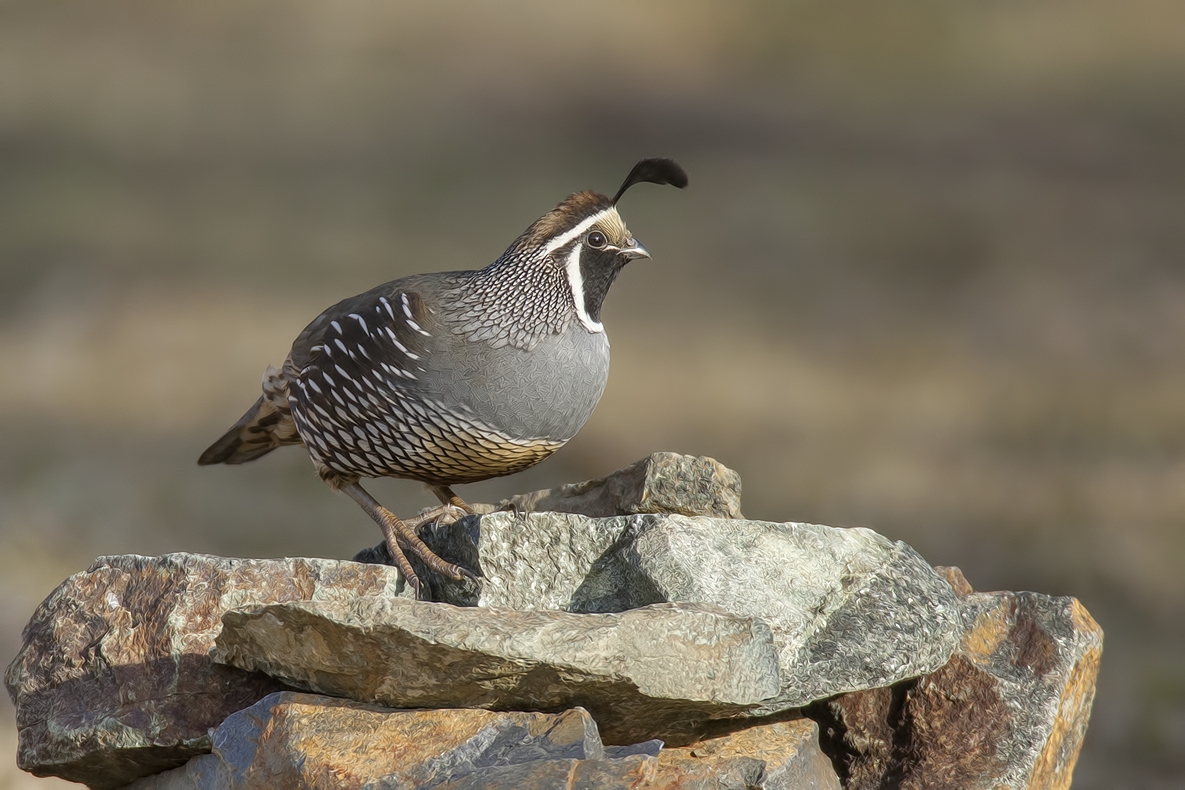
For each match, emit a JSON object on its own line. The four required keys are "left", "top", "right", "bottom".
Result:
{"left": 198, "top": 396, "right": 301, "bottom": 465}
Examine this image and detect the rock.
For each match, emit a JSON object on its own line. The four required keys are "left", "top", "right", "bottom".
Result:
{"left": 126, "top": 692, "right": 633, "bottom": 789}
{"left": 806, "top": 574, "right": 1103, "bottom": 790}
{"left": 3, "top": 554, "right": 404, "bottom": 789}
{"left": 934, "top": 565, "right": 975, "bottom": 597}
{"left": 488, "top": 452, "right": 744, "bottom": 519}
{"left": 653, "top": 719, "right": 841, "bottom": 789}
{"left": 129, "top": 694, "right": 842, "bottom": 790}
{"left": 352, "top": 451, "right": 744, "bottom": 597}
{"left": 213, "top": 597, "right": 781, "bottom": 744}
{"left": 427, "top": 755, "right": 658, "bottom": 790}
{"left": 372, "top": 511, "right": 966, "bottom": 711}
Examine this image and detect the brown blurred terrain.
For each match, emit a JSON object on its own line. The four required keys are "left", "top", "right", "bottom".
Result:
{"left": 2, "top": 1, "right": 1184, "bottom": 787}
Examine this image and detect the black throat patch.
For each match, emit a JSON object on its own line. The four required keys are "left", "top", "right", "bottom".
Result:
{"left": 579, "top": 247, "right": 629, "bottom": 324}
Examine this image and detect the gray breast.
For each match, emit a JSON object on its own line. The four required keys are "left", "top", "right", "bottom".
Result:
{"left": 422, "top": 321, "right": 611, "bottom": 444}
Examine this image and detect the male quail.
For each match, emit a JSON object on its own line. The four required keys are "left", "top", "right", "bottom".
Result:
{"left": 199, "top": 158, "right": 688, "bottom": 596}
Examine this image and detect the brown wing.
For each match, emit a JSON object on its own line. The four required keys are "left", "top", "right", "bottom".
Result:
{"left": 284, "top": 283, "right": 440, "bottom": 479}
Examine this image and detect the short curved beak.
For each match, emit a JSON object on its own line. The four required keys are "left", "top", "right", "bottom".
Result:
{"left": 620, "top": 239, "right": 650, "bottom": 261}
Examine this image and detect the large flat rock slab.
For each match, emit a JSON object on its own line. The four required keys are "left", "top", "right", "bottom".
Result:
{"left": 807, "top": 568, "right": 1103, "bottom": 789}
{"left": 213, "top": 597, "right": 781, "bottom": 744}
{"left": 3, "top": 554, "right": 403, "bottom": 789}
{"left": 392, "top": 511, "right": 965, "bottom": 711}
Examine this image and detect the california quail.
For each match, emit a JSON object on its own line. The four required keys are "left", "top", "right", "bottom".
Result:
{"left": 199, "top": 158, "right": 688, "bottom": 596}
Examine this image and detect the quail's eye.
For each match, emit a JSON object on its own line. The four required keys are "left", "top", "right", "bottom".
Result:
{"left": 585, "top": 231, "right": 607, "bottom": 249}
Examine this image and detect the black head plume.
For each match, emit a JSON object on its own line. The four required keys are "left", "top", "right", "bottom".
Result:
{"left": 611, "top": 158, "right": 689, "bottom": 205}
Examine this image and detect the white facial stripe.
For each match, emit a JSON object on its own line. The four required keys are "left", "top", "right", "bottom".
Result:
{"left": 541, "top": 208, "right": 616, "bottom": 258}
{"left": 564, "top": 244, "right": 605, "bottom": 334}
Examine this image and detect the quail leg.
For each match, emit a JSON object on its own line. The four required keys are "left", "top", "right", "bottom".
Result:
{"left": 429, "top": 485, "right": 478, "bottom": 515}
{"left": 340, "top": 482, "right": 480, "bottom": 597}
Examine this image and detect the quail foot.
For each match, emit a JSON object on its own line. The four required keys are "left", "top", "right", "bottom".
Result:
{"left": 199, "top": 158, "right": 688, "bottom": 598}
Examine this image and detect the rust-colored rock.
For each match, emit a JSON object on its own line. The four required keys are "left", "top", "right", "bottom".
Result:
{"left": 130, "top": 693, "right": 844, "bottom": 790}
{"left": 653, "top": 719, "right": 841, "bottom": 789}
{"left": 808, "top": 577, "right": 1103, "bottom": 790}
{"left": 934, "top": 565, "right": 974, "bottom": 596}
{"left": 127, "top": 693, "right": 648, "bottom": 789}
{"left": 4, "top": 554, "right": 403, "bottom": 789}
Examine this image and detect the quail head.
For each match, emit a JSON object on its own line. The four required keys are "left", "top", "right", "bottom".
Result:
{"left": 199, "top": 158, "right": 688, "bottom": 597}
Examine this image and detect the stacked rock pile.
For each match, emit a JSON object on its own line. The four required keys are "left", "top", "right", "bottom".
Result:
{"left": 5, "top": 454, "right": 1101, "bottom": 789}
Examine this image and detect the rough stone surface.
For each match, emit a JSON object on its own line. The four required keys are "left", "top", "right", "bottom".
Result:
{"left": 3, "top": 554, "right": 403, "bottom": 789}
{"left": 427, "top": 755, "right": 658, "bottom": 789}
{"left": 653, "top": 719, "right": 841, "bottom": 789}
{"left": 125, "top": 692, "right": 624, "bottom": 789}
{"left": 372, "top": 511, "right": 966, "bottom": 711}
{"left": 128, "top": 695, "right": 843, "bottom": 790}
{"left": 807, "top": 570, "right": 1103, "bottom": 790}
{"left": 6, "top": 454, "right": 1102, "bottom": 790}
{"left": 485, "top": 452, "right": 744, "bottom": 520}
{"left": 352, "top": 452, "right": 744, "bottom": 601}
{"left": 213, "top": 597, "right": 781, "bottom": 744}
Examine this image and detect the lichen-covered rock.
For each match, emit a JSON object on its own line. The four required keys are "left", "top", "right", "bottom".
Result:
{"left": 487, "top": 452, "right": 744, "bottom": 519}
{"left": 807, "top": 570, "right": 1102, "bottom": 790}
{"left": 3, "top": 554, "right": 403, "bottom": 789}
{"left": 353, "top": 451, "right": 744, "bottom": 598}
{"left": 377, "top": 511, "right": 966, "bottom": 711}
{"left": 125, "top": 693, "right": 620, "bottom": 789}
{"left": 213, "top": 597, "right": 781, "bottom": 744}
{"left": 653, "top": 719, "right": 841, "bottom": 789}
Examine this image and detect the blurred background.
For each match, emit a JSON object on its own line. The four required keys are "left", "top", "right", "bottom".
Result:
{"left": 1, "top": 1, "right": 1183, "bottom": 786}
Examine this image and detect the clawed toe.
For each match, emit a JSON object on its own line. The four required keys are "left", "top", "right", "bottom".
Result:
{"left": 343, "top": 480, "right": 480, "bottom": 599}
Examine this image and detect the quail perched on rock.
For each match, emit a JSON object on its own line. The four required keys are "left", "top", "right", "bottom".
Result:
{"left": 199, "top": 158, "right": 688, "bottom": 596}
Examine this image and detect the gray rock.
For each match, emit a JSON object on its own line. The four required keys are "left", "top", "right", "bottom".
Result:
{"left": 3, "top": 553, "right": 404, "bottom": 789}
{"left": 807, "top": 571, "right": 1103, "bottom": 789}
{"left": 380, "top": 511, "right": 965, "bottom": 710}
{"left": 125, "top": 692, "right": 625, "bottom": 790}
{"left": 485, "top": 451, "right": 744, "bottom": 519}
{"left": 353, "top": 451, "right": 744, "bottom": 601}
{"left": 425, "top": 755, "right": 658, "bottom": 789}
{"left": 213, "top": 597, "right": 781, "bottom": 744}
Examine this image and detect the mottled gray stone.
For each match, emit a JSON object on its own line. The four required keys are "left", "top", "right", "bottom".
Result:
{"left": 4, "top": 553, "right": 404, "bottom": 789}
{"left": 353, "top": 452, "right": 743, "bottom": 602}
{"left": 213, "top": 597, "right": 781, "bottom": 744}
{"left": 426, "top": 755, "right": 658, "bottom": 789}
{"left": 807, "top": 575, "right": 1103, "bottom": 790}
{"left": 125, "top": 693, "right": 622, "bottom": 790}
{"left": 380, "top": 511, "right": 965, "bottom": 710}
{"left": 483, "top": 451, "right": 744, "bottom": 519}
